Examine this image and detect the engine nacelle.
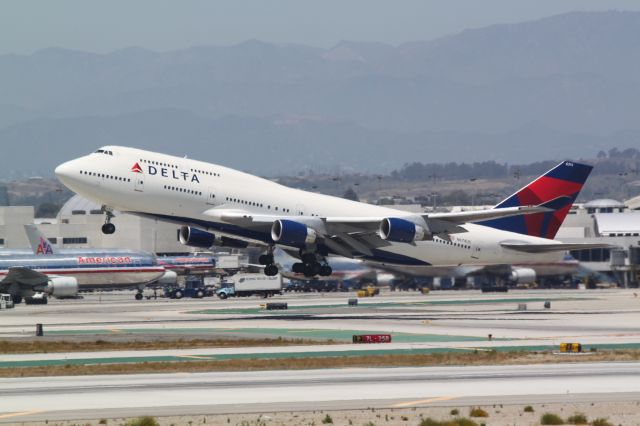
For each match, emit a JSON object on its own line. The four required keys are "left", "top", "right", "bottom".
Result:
{"left": 379, "top": 218, "right": 428, "bottom": 243}
{"left": 46, "top": 277, "right": 79, "bottom": 298}
{"left": 271, "top": 220, "right": 317, "bottom": 246}
{"left": 179, "top": 226, "right": 216, "bottom": 248}
{"left": 156, "top": 270, "right": 178, "bottom": 286}
{"left": 179, "top": 226, "right": 248, "bottom": 249}
{"left": 510, "top": 268, "right": 537, "bottom": 284}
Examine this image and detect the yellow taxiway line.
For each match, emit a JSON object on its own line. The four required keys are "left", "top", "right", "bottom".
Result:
{"left": 0, "top": 410, "right": 46, "bottom": 420}
{"left": 391, "top": 395, "right": 457, "bottom": 408}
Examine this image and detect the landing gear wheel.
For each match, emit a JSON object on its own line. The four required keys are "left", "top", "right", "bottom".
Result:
{"left": 135, "top": 292, "right": 143, "bottom": 301}
{"left": 292, "top": 263, "right": 305, "bottom": 274}
{"left": 303, "top": 262, "right": 321, "bottom": 278}
{"left": 319, "top": 265, "right": 333, "bottom": 277}
{"left": 264, "top": 264, "right": 279, "bottom": 276}
{"left": 102, "top": 223, "right": 116, "bottom": 235}
{"left": 301, "top": 252, "right": 316, "bottom": 264}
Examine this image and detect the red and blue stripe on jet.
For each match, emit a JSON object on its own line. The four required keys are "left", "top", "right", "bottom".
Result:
{"left": 477, "top": 161, "right": 592, "bottom": 239}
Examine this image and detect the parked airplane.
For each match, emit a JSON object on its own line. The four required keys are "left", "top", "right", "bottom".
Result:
{"left": 0, "top": 225, "right": 166, "bottom": 303}
{"left": 382, "top": 252, "right": 580, "bottom": 288}
{"left": 27, "top": 223, "right": 177, "bottom": 285}
{"left": 55, "top": 147, "right": 608, "bottom": 277}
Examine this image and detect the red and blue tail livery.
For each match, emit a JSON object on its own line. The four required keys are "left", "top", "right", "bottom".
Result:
{"left": 478, "top": 161, "right": 592, "bottom": 239}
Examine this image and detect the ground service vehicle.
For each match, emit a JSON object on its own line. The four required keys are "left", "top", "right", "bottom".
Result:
{"left": 217, "top": 273, "right": 282, "bottom": 299}
{"left": 0, "top": 294, "right": 14, "bottom": 309}
{"left": 164, "top": 276, "right": 210, "bottom": 299}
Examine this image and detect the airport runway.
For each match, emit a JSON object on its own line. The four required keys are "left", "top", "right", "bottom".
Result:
{"left": 0, "top": 362, "right": 639, "bottom": 422}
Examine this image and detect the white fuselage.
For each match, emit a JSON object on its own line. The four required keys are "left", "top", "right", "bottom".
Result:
{"left": 55, "top": 146, "right": 563, "bottom": 268}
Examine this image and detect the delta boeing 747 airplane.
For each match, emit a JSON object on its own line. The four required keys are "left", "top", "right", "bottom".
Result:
{"left": 55, "top": 146, "right": 606, "bottom": 278}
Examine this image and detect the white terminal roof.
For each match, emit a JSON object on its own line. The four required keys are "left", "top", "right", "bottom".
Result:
{"left": 626, "top": 195, "right": 640, "bottom": 210}
{"left": 57, "top": 195, "right": 102, "bottom": 218}
{"left": 594, "top": 212, "right": 640, "bottom": 236}
{"left": 584, "top": 199, "right": 625, "bottom": 209}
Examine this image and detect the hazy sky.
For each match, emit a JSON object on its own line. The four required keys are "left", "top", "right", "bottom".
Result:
{"left": 3, "top": 0, "right": 640, "bottom": 54}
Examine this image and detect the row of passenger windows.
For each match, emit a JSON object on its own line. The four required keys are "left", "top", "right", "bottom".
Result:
{"left": 225, "top": 197, "right": 292, "bottom": 213}
{"left": 435, "top": 238, "right": 471, "bottom": 250}
{"left": 191, "top": 168, "right": 220, "bottom": 177}
{"left": 163, "top": 185, "right": 202, "bottom": 196}
{"left": 140, "top": 158, "right": 178, "bottom": 169}
{"left": 80, "top": 170, "right": 131, "bottom": 182}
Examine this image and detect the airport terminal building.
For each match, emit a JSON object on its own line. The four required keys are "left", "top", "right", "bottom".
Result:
{"left": 0, "top": 195, "right": 193, "bottom": 255}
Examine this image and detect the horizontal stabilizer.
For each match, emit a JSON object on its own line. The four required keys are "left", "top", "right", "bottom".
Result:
{"left": 429, "top": 205, "right": 551, "bottom": 224}
{"left": 501, "top": 241, "right": 617, "bottom": 253}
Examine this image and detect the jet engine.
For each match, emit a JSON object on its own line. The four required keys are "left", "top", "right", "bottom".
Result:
{"left": 46, "top": 277, "right": 79, "bottom": 298}
{"left": 179, "top": 226, "right": 248, "bottom": 249}
{"left": 156, "top": 270, "right": 178, "bottom": 286}
{"left": 179, "top": 226, "right": 216, "bottom": 248}
{"left": 379, "top": 218, "right": 429, "bottom": 243}
{"left": 271, "top": 220, "right": 317, "bottom": 246}
{"left": 510, "top": 268, "right": 537, "bottom": 284}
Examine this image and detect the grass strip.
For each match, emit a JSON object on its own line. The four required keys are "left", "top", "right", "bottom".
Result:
{"left": 0, "top": 336, "right": 331, "bottom": 354}
{"left": 4, "top": 349, "right": 640, "bottom": 378}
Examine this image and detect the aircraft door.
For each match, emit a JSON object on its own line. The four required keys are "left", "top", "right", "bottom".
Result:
{"left": 471, "top": 245, "right": 481, "bottom": 260}
{"left": 134, "top": 175, "right": 144, "bottom": 192}
{"left": 206, "top": 187, "right": 216, "bottom": 205}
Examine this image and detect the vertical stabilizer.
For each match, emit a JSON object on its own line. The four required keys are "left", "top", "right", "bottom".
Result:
{"left": 24, "top": 224, "right": 58, "bottom": 255}
{"left": 477, "top": 161, "right": 592, "bottom": 239}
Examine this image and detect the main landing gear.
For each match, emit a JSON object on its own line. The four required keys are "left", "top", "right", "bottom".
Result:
{"left": 135, "top": 285, "right": 144, "bottom": 300}
{"left": 259, "top": 248, "right": 279, "bottom": 276}
{"left": 292, "top": 252, "right": 333, "bottom": 278}
{"left": 101, "top": 209, "right": 116, "bottom": 235}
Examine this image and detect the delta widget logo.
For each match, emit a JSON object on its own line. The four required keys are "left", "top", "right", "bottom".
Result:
{"left": 131, "top": 163, "right": 143, "bottom": 173}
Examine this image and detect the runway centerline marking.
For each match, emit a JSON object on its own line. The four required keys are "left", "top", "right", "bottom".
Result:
{"left": 0, "top": 410, "right": 46, "bottom": 420}
{"left": 392, "top": 396, "right": 457, "bottom": 408}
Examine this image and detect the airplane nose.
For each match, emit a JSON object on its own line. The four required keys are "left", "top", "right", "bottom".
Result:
{"left": 54, "top": 162, "right": 69, "bottom": 178}
{"left": 55, "top": 161, "right": 74, "bottom": 180}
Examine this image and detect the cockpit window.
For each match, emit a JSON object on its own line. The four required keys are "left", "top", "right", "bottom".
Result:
{"left": 94, "top": 149, "right": 113, "bottom": 155}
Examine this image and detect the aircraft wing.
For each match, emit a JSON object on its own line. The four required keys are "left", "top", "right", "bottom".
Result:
{"left": 500, "top": 241, "right": 618, "bottom": 253}
{"left": 0, "top": 267, "right": 50, "bottom": 293}
{"left": 201, "top": 205, "right": 552, "bottom": 258}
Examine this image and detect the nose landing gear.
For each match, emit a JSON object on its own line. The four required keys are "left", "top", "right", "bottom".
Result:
{"left": 101, "top": 209, "right": 116, "bottom": 235}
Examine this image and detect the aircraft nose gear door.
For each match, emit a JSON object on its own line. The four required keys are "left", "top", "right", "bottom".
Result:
{"left": 134, "top": 176, "right": 144, "bottom": 192}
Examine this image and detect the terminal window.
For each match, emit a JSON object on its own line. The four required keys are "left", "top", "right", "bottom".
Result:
{"left": 62, "top": 237, "right": 88, "bottom": 244}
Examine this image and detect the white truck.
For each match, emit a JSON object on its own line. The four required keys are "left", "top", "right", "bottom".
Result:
{"left": 0, "top": 294, "right": 15, "bottom": 309}
{"left": 216, "top": 273, "right": 282, "bottom": 299}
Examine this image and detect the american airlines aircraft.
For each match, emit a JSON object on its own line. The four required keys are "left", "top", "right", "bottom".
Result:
{"left": 0, "top": 224, "right": 165, "bottom": 303}
{"left": 55, "top": 146, "right": 605, "bottom": 278}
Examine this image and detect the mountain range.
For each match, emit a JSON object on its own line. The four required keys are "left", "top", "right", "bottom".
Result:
{"left": 1, "top": 11, "right": 639, "bottom": 176}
